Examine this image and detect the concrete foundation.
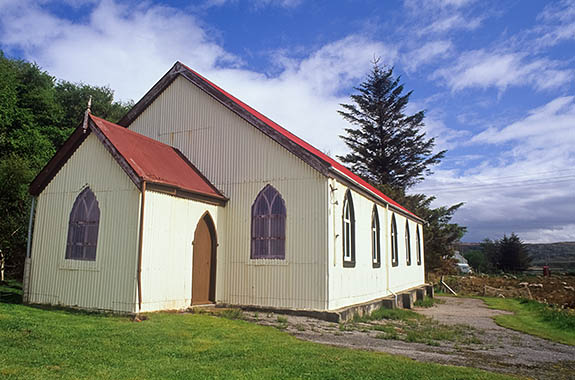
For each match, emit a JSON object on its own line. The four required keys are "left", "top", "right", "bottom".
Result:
{"left": 219, "top": 283, "right": 433, "bottom": 323}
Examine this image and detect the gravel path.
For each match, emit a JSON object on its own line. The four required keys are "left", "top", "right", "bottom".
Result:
{"left": 415, "top": 297, "right": 575, "bottom": 379}
{"left": 245, "top": 297, "right": 575, "bottom": 379}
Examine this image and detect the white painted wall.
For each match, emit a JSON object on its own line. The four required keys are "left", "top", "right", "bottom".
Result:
{"left": 327, "top": 178, "right": 425, "bottom": 310}
{"left": 138, "top": 190, "right": 220, "bottom": 312}
{"left": 25, "top": 134, "right": 140, "bottom": 313}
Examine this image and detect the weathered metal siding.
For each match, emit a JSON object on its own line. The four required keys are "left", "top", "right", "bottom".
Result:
{"left": 327, "top": 178, "right": 425, "bottom": 310}
{"left": 26, "top": 134, "right": 140, "bottom": 313}
{"left": 139, "top": 190, "right": 220, "bottom": 312}
{"left": 130, "top": 77, "right": 328, "bottom": 310}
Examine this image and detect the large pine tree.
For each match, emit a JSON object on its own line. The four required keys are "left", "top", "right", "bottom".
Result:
{"left": 338, "top": 60, "right": 445, "bottom": 190}
{"left": 338, "top": 60, "right": 465, "bottom": 273}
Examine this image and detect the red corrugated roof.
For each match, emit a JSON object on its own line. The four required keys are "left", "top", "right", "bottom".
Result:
{"left": 90, "top": 114, "right": 225, "bottom": 200}
{"left": 178, "top": 63, "right": 416, "bottom": 218}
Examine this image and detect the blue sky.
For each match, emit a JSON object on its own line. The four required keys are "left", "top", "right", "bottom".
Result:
{"left": 1, "top": 0, "right": 574, "bottom": 242}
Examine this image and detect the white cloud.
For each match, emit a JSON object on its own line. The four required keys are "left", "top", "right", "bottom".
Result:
{"left": 403, "top": 40, "right": 452, "bottom": 71}
{"left": 403, "top": 0, "right": 483, "bottom": 36}
{"left": 534, "top": 0, "right": 575, "bottom": 47}
{"left": 202, "top": 0, "right": 303, "bottom": 9}
{"left": 255, "top": 0, "right": 302, "bottom": 7}
{"left": 0, "top": 0, "right": 236, "bottom": 99}
{"left": 206, "top": 36, "right": 396, "bottom": 155}
{"left": 421, "top": 14, "right": 482, "bottom": 34}
{"left": 433, "top": 49, "right": 573, "bottom": 92}
{"left": 472, "top": 96, "right": 575, "bottom": 145}
{"left": 413, "top": 96, "right": 575, "bottom": 243}
{"left": 404, "top": 0, "right": 476, "bottom": 11}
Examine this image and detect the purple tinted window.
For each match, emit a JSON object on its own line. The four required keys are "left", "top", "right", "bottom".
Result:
{"left": 251, "top": 185, "right": 286, "bottom": 259}
{"left": 65, "top": 187, "right": 100, "bottom": 261}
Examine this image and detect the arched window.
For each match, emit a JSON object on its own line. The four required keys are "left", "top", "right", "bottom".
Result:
{"left": 416, "top": 226, "right": 422, "bottom": 265}
{"left": 405, "top": 221, "right": 412, "bottom": 266}
{"left": 342, "top": 190, "right": 355, "bottom": 267}
{"left": 371, "top": 205, "right": 380, "bottom": 268}
{"left": 66, "top": 187, "right": 100, "bottom": 261}
{"left": 251, "top": 185, "right": 286, "bottom": 259}
{"left": 391, "top": 214, "right": 398, "bottom": 267}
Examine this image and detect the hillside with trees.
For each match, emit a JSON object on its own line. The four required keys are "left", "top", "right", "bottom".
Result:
{"left": 458, "top": 241, "right": 575, "bottom": 273}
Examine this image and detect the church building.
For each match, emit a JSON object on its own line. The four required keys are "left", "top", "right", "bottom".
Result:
{"left": 23, "top": 62, "right": 427, "bottom": 318}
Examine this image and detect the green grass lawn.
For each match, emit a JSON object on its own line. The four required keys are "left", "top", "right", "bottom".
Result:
{"left": 481, "top": 297, "right": 575, "bottom": 346}
{"left": 0, "top": 281, "right": 515, "bottom": 380}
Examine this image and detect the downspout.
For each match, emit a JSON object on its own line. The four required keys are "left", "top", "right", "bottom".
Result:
{"left": 328, "top": 181, "right": 339, "bottom": 311}
{"left": 137, "top": 181, "right": 146, "bottom": 313}
{"left": 23, "top": 197, "right": 36, "bottom": 303}
{"left": 26, "top": 197, "right": 36, "bottom": 258}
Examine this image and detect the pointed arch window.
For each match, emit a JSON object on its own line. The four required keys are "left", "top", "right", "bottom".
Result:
{"left": 251, "top": 185, "right": 286, "bottom": 259}
{"left": 391, "top": 214, "right": 398, "bottom": 267}
{"left": 66, "top": 187, "right": 100, "bottom": 261}
{"left": 371, "top": 205, "right": 381, "bottom": 268}
{"left": 342, "top": 190, "right": 355, "bottom": 267}
{"left": 416, "top": 226, "right": 422, "bottom": 266}
{"left": 406, "top": 221, "right": 412, "bottom": 266}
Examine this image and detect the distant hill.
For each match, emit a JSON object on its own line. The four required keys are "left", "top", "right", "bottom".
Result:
{"left": 457, "top": 241, "right": 575, "bottom": 271}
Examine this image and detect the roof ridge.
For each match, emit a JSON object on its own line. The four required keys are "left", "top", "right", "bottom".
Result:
{"left": 90, "top": 114, "right": 173, "bottom": 147}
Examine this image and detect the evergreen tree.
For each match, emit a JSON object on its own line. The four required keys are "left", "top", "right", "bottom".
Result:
{"left": 481, "top": 238, "right": 500, "bottom": 272}
{"left": 499, "top": 233, "right": 532, "bottom": 272}
{"left": 482, "top": 234, "right": 532, "bottom": 272}
{"left": 338, "top": 60, "right": 445, "bottom": 190}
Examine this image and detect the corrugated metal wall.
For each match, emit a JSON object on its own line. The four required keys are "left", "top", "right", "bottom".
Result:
{"left": 129, "top": 77, "right": 328, "bottom": 310}
{"left": 139, "top": 190, "right": 219, "bottom": 312}
{"left": 26, "top": 134, "right": 140, "bottom": 313}
{"left": 327, "top": 178, "right": 425, "bottom": 310}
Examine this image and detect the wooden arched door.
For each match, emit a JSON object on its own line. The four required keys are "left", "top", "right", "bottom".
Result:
{"left": 192, "top": 213, "right": 217, "bottom": 305}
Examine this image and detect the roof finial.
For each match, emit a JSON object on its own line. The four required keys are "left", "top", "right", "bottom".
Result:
{"left": 82, "top": 95, "right": 92, "bottom": 134}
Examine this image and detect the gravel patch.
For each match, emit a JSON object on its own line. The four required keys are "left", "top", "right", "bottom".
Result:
{"left": 243, "top": 297, "right": 575, "bottom": 379}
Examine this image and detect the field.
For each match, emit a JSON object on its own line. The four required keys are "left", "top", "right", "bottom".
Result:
{"left": 0, "top": 280, "right": 513, "bottom": 380}
{"left": 439, "top": 274, "right": 575, "bottom": 308}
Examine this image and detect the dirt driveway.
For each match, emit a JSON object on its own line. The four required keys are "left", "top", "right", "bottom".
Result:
{"left": 244, "top": 297, "right": 575, "bottom": 380}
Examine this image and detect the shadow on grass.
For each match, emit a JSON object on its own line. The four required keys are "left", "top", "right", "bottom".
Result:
{"left": 1, "top": 280, "right": 132, "bottom": 318}
{"left": 0, "top": 290, "right": 23, "bottom": 304}
{"left": 0, "top": 280, "right": 23, "bottom": 304}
